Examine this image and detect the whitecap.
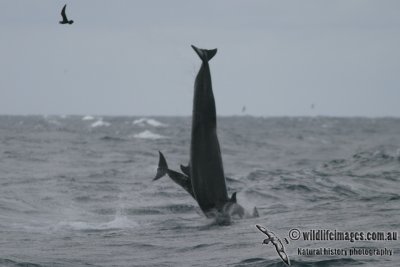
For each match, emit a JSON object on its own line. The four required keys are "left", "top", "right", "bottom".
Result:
{"left": 146, "top": 119, "right": 168, "bottom": 127}
{"left": 132, "top": 130, "right": 167, "bottom": 140}
{"left": 132, "top": 118, "right": 147, "bottom": 126}
{"left": 82, "top": 115, "right": 95, "bottom": 121}
{"left": 133, "top": 118, "right": 167, "bottom": 127}
{"left": 91, "top": 119, "right": 111, "bottom": 128}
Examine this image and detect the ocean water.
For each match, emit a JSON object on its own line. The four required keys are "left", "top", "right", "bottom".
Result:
{"left": 0, "top": 115, "right": 399, "bottom": 267}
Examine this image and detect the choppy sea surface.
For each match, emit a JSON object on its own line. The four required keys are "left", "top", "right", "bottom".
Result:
{"left": 0, "top": 115, "right": 399, "bottom": 267}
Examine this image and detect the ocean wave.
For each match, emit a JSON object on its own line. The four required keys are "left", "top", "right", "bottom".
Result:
{"left": 132, "top": 130, "right": 167, "bottom": 140}
{"left": 0, "top": 258, "right": 44, "bottom": 267}
{"left": 162, "top": 204, "right": 196, "bottom": 214}
{"left": 352, "top": 150, "right": 399, "bottom": 164}
{"left": 91, "top": 119, "right": 111, "bottom": 128}
{"left": 133, "top": 118, "right": 168, "bottom": 127}
{"left": 318, "top": 148, "right": 400, "bottom": 178}
{"left": 46, "top": 119, "right": 61, "bottom": 126}
{"left": 82, "top": 115, "right": 95, "bottom": 121}
{"left": 57, "top": 216, "right": 138, "bottom": 232}
{"left": 230, "top": 257, "right": 362, "bottom": 267}
{"left": 178, "top": 242, "right": 221, "bottom": 252}
{"left": 128, "top": 204, "right": 196, "bottom": 216}
{"left": 100, "top": 136, "right": 126, "bottom": 142}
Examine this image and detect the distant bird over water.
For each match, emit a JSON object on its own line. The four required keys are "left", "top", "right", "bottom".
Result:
{"left": 59, "top": 4, "right": 74, "bottom": 24}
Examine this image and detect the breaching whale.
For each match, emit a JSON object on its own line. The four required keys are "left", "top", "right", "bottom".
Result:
{"left": 154, "top": 45, "right": 256, "bottom": 219}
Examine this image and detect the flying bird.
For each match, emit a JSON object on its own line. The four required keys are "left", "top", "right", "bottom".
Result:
{"left": 256, "top": 224, "right": 290, "bottom": 265}
{"left": 59, "top": 4, "right": 74, "bottom": 24}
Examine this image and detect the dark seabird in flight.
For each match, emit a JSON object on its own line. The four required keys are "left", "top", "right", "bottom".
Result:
{"left": 256, "top": 224, "right": 290, "bottom": 265}
{"left": 59, "top": 4, "right": 74, "bottom": 24}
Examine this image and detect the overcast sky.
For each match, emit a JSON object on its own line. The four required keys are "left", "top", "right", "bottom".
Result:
{"left": 1, "top": 1, "right": 399, "bottom": 117}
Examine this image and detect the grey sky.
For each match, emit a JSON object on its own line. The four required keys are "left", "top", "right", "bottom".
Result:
{"left": 1, "top": 1, "right": 399, "bottom": 117}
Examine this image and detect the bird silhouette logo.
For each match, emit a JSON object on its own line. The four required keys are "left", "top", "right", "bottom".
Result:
{"left": 59, "top": 4, "right": 74, "bottom": 24}
{"left": 256, "top": 224, "right": 290, "bottom": 265}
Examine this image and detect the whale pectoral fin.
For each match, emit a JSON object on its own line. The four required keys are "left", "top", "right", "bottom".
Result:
{"left": 153, "top": 152, "right": 196, "bottom": 200}
{"left": 191, "top": 45, "right": 217, "bottom": 62}
{"left": 180, "top": 164, "right": 190, "bottom": 177}
{"left": 167, "top": 170, "right": 196, "bottom": 200}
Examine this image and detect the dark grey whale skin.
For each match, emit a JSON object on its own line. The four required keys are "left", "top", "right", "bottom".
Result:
{"left": 154, "top": 46, "right": 253, "bottom": 219}
{"left": 190, "top": 45, "right": 229, "bottom": 213}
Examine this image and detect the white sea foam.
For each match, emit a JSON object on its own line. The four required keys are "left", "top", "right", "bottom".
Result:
{"left": 132, "top": 118, "right": 146, "bottom": 126}
{"left": 146, "top": 119, "right": 168, "bottom": 127}
{"left": 82, "top": 115, "right": 95, "bottom": 121}
{"left": 91, "top": 119, "right": 111, "bottom": 128}
{"left": 133, "top": 118, "right": 167, "bottom": 127}
{"left": 132, "top": 130, "right": 166, "bottom": 140}
{"left": 58, "top": 216, "right": 138, "bottom": 231}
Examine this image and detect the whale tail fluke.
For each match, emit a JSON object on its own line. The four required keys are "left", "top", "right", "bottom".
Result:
{"left": 154, "top": 151, "right": 168, "bottom": 180}
{"left": 191, "top": 45, "right": 217, "bottom": 62}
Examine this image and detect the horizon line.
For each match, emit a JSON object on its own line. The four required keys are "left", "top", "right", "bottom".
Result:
{"left": 0, "top": 113, "right": 399, "bottom": 119}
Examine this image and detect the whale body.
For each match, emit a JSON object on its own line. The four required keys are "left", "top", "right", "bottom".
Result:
{"left": 154, "top": 45, "right": 257, "bottom": 219}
